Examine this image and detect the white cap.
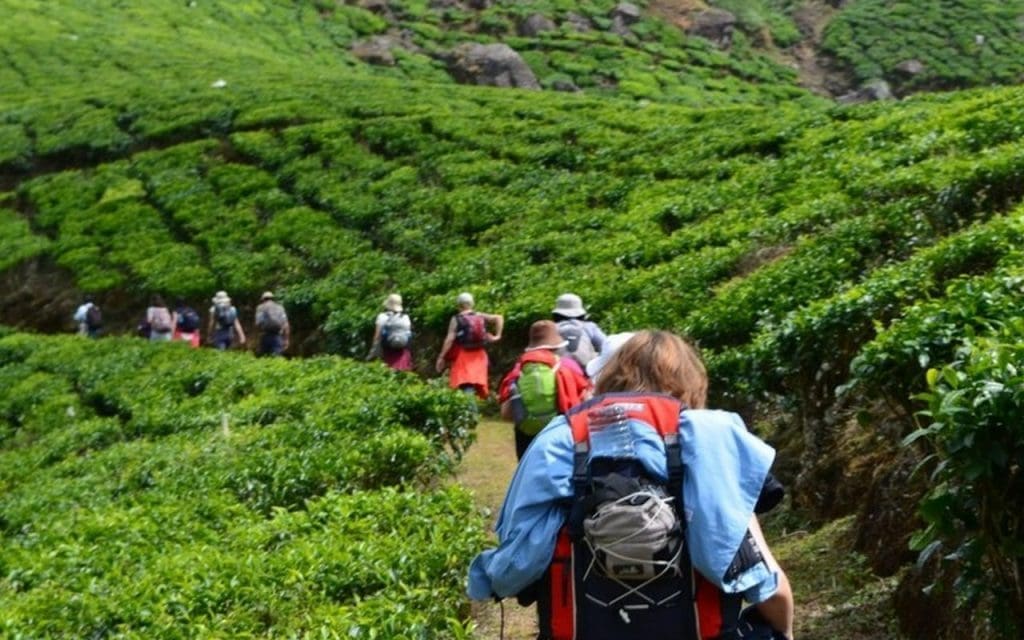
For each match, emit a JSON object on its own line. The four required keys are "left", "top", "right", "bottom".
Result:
{"left": 384, "top": 293, "right": 403, "bottom": 312}
{"left": 586, "top": 332, "right": 637, "bottom": 381}
{"left": 552, "top": 293, "right": 586, "bottom": 318}
{"left": 456, "top": 292, "right": 474, "bottom": 307}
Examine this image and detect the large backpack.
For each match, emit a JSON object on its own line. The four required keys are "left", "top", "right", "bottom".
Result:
{"left": 85, "top": 304, "right": 102, "bottom": 330}
{"left": 150, "top": 307, "right": 173, "bottom": 332}
{"left": 177, "top": 306, "right": 201, "bottom": 332}
{"left": 381, "top": 311, "right": 412, "bottom": 349}
{"left": 455, "top": 312, "right": 487, "bottom": 349}
{"left": 214, "top": 304, "right": 237, "bottom": 329}
{"left": 558, "top": 319, "right": 598, "bottom": 368}
{"left": 256, "top": 302, "right": 288, "bottom": 333}
{"left": 516, "top": 360, "right": 560, "bottom": 436}
{"left": 536, "top": 393, "right": 743, "bottom": 640}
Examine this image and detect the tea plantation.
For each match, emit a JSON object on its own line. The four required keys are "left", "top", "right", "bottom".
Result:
{"left": 0, "top": 332, "right": 482, "bottom": 637}
{"left": 3, "top": 0, "right": 1024, "bottom": 637}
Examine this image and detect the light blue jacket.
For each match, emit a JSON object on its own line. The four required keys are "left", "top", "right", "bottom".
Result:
{"left": 468, "top": 407, "right": 779, "bottom": 603}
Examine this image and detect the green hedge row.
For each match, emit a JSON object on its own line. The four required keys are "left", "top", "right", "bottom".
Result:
{"left": 0, "top": 333, "right": 484, "bottom": 637}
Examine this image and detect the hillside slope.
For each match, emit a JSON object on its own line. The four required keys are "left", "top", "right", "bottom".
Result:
{"left": 0, "top": 331, "right": 483, "bottom": 637}
{"left": 4, "top": 1, "right": 1024, "bottom": 637}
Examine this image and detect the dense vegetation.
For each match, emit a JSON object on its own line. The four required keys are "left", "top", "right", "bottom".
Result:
{"left": 0, "top": 332, "right": 482, "bottom": 637}
{"left": 4, "top": 1, "right": 1024, "bottom": 637}
{"left": 822, "top": 0, "right": 1024, "bottom": 95}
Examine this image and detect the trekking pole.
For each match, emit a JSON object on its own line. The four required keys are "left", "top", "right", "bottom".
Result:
{"left": 499, "top": 599, "right": 505, "bottom": 640}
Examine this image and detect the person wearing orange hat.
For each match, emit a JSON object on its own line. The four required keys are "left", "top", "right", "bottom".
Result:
{"left": 498, "top": 320, "right": 592, "bottom": 459}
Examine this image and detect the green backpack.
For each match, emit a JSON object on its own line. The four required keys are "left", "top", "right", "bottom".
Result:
{"left": 517, "top": 360, "right": 560, "bottom": 436}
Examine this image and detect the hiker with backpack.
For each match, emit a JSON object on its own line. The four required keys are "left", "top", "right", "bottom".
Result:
{"left": 435, "top": 292, "right": 503, "bottom": 400}
{"left": 207, "top": 290, "right": 246, "bottom": 350}
{"left": 369, "top": 293, "right": 413, "bottom": 371}
{"left": 73, "top": 295, "right": 102, "bottom": 338}
{"left": 552, "top": 293, "right": 606, "bottom": 372}
{"left": 498, "top": 320, "right": 592, "bottom": 459}
{"left": 469, "top": 330, "right": 794, "bottom": 640}
{"left": 146, "top": 295, "right": 174, "bottom": 342}
{"left": 172, "top": 298, "right": 202, "bottom": 348}
{"left": 254, "top": 291, "right": 290, "bottom": 357}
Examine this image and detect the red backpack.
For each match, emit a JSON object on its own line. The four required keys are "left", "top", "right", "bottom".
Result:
{"left": 455, "top": 312, "right": 487, "bottom": 349}
{"left": 536, "top": 393, "right": 743, "bottom": 640}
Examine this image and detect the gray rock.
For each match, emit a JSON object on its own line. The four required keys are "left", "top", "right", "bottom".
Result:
{"left": 837, "top": 79, "right": 894, "bottom": 104}
{"left": 442, "top": 43, "right": 541, "bottom": 89}
{"left": 550, "top": 78, "right": 580, "bottom": 92}
{"left": 688, "top": 8, "right": 737, "bottom": 49}
{"left": 895, "top": 59, "right": 925, "bottom": 76}
{"left": 610, "top": 16, "right": 634, "bottom": 38}
{"left": 351, "top": 36, "right": 397, "bottom": 66}
{"left": 358, "top": 0, "right": 391, "bottom": 15}
{"left": 563, "top": 12, "right": 591, "bottom": 32}
{"left": 610, "top": 2, "right": 642, "bottom": 25}
{"left": 517, "top": 13, "right": 557, "bottom": 37}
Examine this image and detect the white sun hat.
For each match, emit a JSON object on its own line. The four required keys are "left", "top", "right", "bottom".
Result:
{"left": 586, "top": 332, "right": 637, "bottom": 381}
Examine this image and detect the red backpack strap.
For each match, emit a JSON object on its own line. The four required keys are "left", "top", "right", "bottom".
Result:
{"left": 566, "top": 392, "right": 682, "bottom": 443}
{"left": 566, "top": 392, "right": 686, "bottom": 522}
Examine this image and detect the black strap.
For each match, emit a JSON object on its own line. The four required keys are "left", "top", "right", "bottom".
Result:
{"left": 664, "top": 431, "right": 684, "bottom": 530}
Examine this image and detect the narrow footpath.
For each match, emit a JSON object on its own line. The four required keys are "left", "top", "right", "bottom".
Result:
{"left": 456, "top": 418, "right": 538, "bottom": 640}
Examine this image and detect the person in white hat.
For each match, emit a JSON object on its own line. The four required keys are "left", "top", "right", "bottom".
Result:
{"left": 254, "top": 291, "right": 290, "bottom": 357}
{"left": 369, "top": 293, "right": 413, "bottom": 371}
{"left": 208, "top": 291, "right": 245, "bottom": 350}
{"left": 436, "top": 291, "right": 504, "bottom": 401}
{"left": 552, "top": 293, "right": 607, "bottom": 371}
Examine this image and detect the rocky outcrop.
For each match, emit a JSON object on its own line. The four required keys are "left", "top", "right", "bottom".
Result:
{"left": 837, "top": 78, "right": 893, "bottom": 104}
{"left": 351, "top": 36, "right": 398, "bottom": 66}
{"left": 563, "top": 12, "right": 592, "bottom": 32}
{"left": 687, "top": 8, "right": 737, "bottom": 49}
{"left": 609, "top": 2, "right": 641, "bottom": 37}
{"left": 357, "top": 0, "right": 391, "bottom": 16}
{"left": 895, "top": 59, "right": 926, "bottom": 76}
{"left": 549, "top": 77, "right": 580, "bottom": 92}
{"left": 441, "top": 43, "right": 541, "bottom": 89}
{"left": 517, "top": 13, "right": 556, "bottom": 37}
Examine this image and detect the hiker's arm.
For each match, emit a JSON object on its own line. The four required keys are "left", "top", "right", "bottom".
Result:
{"left": 368, "top": 321, "right": 383, "bottom": 359}
{"left": 488, "top": 313, "right": 504, "bottom": 342}
{"left": 234, "top": 318, "right": 246, "bottom": 345}
{"left": 435, "top": 317, "right": 457, "bottom": 372}
{"left": 749, "top": 516, "right": 795, "bottom": 639}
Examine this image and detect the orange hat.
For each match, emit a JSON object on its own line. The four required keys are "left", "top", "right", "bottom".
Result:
{"left": 524, "top": 320, "right": 569, "bottom": 352}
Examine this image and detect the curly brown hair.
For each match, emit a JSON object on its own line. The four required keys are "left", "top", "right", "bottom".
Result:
{"left": 593, "top": 330, "right": 708, "bottom": 409}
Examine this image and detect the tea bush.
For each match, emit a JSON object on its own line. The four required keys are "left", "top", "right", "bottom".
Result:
{"left": 910, "top": 319, "right": 1024, "bottom": 636}
{"left": 0, "top": 333, "right": 484, "bottom": 637}
{"left": 823, "top": 0, "right": 1024, "bottom": 95}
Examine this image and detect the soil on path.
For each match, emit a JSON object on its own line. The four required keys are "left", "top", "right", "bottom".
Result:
{"left": 456, "top": 419, "right": 538, "bottom": 640}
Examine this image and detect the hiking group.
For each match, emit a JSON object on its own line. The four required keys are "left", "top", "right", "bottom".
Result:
{"left": 75, "top": 290, "right": 290, "bottom": 357}
{"left": 74, "top": 286, "right": 795, "bottom": 639}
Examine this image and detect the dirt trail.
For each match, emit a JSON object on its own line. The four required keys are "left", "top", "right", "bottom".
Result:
{"left": 456, "top": 419, "right": 538, "bottom": 639}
